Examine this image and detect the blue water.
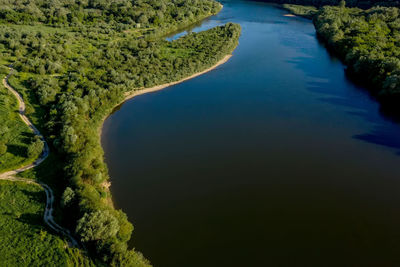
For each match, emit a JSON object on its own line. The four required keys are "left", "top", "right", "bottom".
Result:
{"left": 102, "top": 1, "right": 400, "bottom": 266}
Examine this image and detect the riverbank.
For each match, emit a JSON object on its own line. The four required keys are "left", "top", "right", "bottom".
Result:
{"left": 102, "top": 2, "right": 400, "bottom": 266}
{"left": 124, "top": 55, "right": 232, "bottom": 101}
{"left": 62, "top": 23, "right": 241, "bottom": 265}
{"left": 281, "top": 4, "right": 317, "bottom": 19}
{"left": 1, "top": 68, "right": 79, "bottom": 248}
{"left": 96, "top": 53, "right": 234, "bottom": 227}
{"left": 99, "top": 54, "right": 233, "bottom": 140}
{"left": 0, "top": 1, "right": 241, "bottom": 264}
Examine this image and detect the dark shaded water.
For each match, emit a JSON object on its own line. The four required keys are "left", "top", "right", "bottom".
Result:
{"left": 102, "top": 2, "right": 400, "bottom": 266}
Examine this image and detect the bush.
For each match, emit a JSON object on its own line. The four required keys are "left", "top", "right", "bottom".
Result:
{"left": 61, "top": 187, "right": 75, "bottom": 208}
{"left": 76, "top": 210, "right": 119, "bottom": 243}
{"left": 27, "top": 136, "right": 44, "bottom": 158}
{"left": 0, "top": 141, "right": 7, "bottom": 155}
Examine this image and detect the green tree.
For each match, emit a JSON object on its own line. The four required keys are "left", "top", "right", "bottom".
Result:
{"left": 0, "top": 141, "right": 7, "bottom": 155}
{"left": 27, "top": 136, "right": 44, "bottom": 158}
{"left": 61, "top": 187, "right": 75, "bottom": 208}
{"left": 76, "top": 210, "right": 120, "bottom": 242}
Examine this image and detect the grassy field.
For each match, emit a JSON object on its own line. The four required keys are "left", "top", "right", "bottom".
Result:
{"left": 0, "top": 180, "right": 93, "bottom": 266}
{"left": 0, "top": 66, "right": 37, "bottom": 173}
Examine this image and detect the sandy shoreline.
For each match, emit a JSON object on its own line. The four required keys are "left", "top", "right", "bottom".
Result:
{"left": 98, "top": 54, "right": 233, "bottom": 185}
{"left": 123, "top": 55, "right": 232, "bottom": 103}
{"left": 101, "top": 54, "right": 232, "bottom": 133}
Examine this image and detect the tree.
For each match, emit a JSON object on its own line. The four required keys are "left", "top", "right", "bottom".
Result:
{"left": 61, "top": 187, "right": 75, "bottom": 207}
{"left": 0, "top": 141, "right": 7, "bottom": 155}
{"left": 27, "top": 136, "right": 44, "bottom": 158}
{"left": 76, "top": 210, "right": 120, "bottom": 242}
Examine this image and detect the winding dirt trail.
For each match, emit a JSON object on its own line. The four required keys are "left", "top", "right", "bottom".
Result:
{"left": 0, "top": 67, "right": 79, "bottom": 248}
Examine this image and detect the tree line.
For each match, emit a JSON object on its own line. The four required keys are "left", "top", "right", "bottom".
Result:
{"left": 253, "top": 0, "right": 400, "bottom": 9}
{"left": 314, "top": 4, "right": 400, "bottom": 105}
{"left": 0, "top": 0, "right": 221, "bottom": 34}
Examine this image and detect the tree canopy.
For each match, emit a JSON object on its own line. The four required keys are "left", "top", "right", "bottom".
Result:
{"left": 314, "top": 5, "right": 400, "bottom": 104}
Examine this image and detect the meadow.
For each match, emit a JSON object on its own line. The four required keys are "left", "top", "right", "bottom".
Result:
{"left": 0, "top": 66, "right": 39, "bottom": 172}
{"left": 0, "top": 180, "right": 93, "bottom": 266}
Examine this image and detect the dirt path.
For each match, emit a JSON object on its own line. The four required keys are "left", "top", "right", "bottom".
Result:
{"left": 0, "top": 67, "right": 79, "bottom": 248}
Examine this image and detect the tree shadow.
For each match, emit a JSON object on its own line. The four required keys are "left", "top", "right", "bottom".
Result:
{"left": 283, "top": 33, "right": 400, "bottom": 156}
{"left": 18, "top": 132, "right": 34, "bottom": 144}
{"left": 6, "top": 144, "right": 27, "bottom": 158}
{"left": 17, "top": 212, "right": 43, "bottom": 226}
{"left": 2, "top": 188, "right": 45, "bottom": 227}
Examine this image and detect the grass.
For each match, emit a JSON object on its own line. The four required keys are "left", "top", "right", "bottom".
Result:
{"left": 0, "top": 180, "right": 94, "bottom": 266}
{"left": 7, "top": 72, "right": 47, "bottom": 133}
{"left": 160, "top": 46, "right": 196, "bottom": 59}
{"left": 0, "top": 66, "right": 93, "bottom": 264}
{"left": 1, "top": 66, "right": 80, "bottom": 249}
{"left": 1, "top": 23, "right": 70, "bottom": 34}
{"left": 0, "top": 66, "right": 37, "bottom": 173}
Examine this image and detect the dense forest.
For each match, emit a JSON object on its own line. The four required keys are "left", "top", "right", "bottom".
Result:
{"left": 253, "top": 0, "right": 399, "bottom": 8}
{"left": 314, "top": 4, "right": 400, "bottom": 105}
{"left": 0, "top": 0, "right": 241, "bottom": 265}
{"left": 0, "top": 0, "right": 222, "bottom": 34}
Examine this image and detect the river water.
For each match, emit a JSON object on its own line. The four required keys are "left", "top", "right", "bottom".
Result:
{"left": 102, "top": 1, "right": 400, "bottom": 266}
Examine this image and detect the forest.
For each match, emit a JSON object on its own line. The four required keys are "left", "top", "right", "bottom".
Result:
{"left": 0, "top": 0, "right": 241, "bottom": 265}
{"left": 254, "top": 0, "right": 399, "bottom": 8}
{"left": 314, "top": 4, "right": 400, "bottom": 105}
{"left": 0, "top": 0, "right": 222, "bottom": 34}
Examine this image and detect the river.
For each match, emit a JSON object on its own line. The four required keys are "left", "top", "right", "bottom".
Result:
{"left": 102, "top": 1, "right": 400, "bottom": 266}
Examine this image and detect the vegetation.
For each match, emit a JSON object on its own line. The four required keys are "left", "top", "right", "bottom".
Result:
{"left": 0, "top": 180, "right": 93, "bottom": 266}
{"left": 27, "top": 135, "right": 44, "bottom": 158}
{"left": 314, "top": 4, "right": 400, "bottom": 105}
{"left": 0, "top": 65, "right": 39, "bottom": 172}
{"left": 0, "top": 0, "right": 241, "bottom": 265}
{"left": 0, "top": 0, "right": 222, "bottom": 32}
{"left": 255, "top": 0, "right": 399, "bottom": 9}
{"left": 282, "top": 4, "right": 318, "bottom": 18}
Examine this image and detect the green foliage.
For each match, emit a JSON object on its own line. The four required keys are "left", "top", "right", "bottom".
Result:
{"left": 0, "top": 67, "right": 37, "bottom": 172}
{"left": 0, "top": 0, "right": 221, "bottom": 34}
{"left": 314, "top": 5, "right": 400, "bottom": 104}
{"left": 0, "top": 180, "right": 94, "bottom": 266}
{"left": 283, "top": 4, "right": 318, "bottom": 18}
{"left": 61, "top": 186, "right": 76, "bottom": 208}
{"left": 0, "top": 0, "right": 241, "bottom": 265}
{"left": 254, "top": 0, "right": 399, "bottom": 9}
{"left": 76, "top": 210, "right": 120, "bottom": 243}
{"left": 0, "top": 141, "right": 6, "bottom": 155}
{"left": 27, "top": 135, "right": 44, "bottom": 158}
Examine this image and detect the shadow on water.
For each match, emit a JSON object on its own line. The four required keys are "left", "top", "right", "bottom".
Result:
{"left": 285, "top": 33, "right": 400, "bottom": 155}
{"left": 104, "top": 2, "right": 400, "bottom": 266}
